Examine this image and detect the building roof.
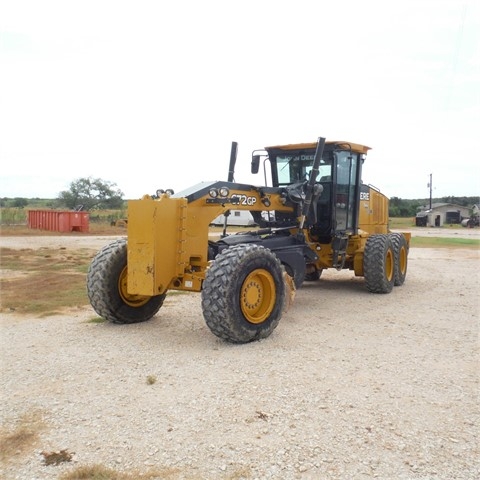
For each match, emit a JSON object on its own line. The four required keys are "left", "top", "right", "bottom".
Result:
{"left": 418, "top": 202, "right": 470, "bottom": 212}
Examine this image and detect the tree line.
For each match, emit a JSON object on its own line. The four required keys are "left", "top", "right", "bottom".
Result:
{"left": 1, "top": 177, "right": 125, "bottom": 211}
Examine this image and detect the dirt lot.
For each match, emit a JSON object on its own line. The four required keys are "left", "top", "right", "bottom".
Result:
{"left": 1, "top": 230, "right": 479, "bottom": 480}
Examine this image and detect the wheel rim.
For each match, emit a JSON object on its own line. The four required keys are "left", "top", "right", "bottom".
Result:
{"left": 386, "top": 248, "right": 394, "bottom": 281}
{"left": 240, "top": 268, "right": 276, "bottom": 324}
{"left": 118, "top": 266, "right": 151, "bottom": 307}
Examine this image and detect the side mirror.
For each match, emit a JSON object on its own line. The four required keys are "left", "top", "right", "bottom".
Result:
{"left": 251, "top": 155, "right": 260, "bottom": 174}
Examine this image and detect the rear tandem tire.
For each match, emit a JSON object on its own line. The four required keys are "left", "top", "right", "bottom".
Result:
{"left": 87, "top": 238, "right": 166, "bottom": 324}
{"left": 363, "top": 234, "right": 395, "bottom": 294}
{"left": 389, "top": 232, "right": 408, "bottom": 286}
{"left": 201, "top": 244, "right": 286, "bottom": 343}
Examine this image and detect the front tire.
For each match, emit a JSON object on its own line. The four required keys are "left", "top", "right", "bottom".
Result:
{"left": 87, "top": 239, "right": 165, "bottom": 324}
{"left": 363, "top": 234, "right": 395, "bottom": 294}
{"left": 201, "top": 244, "right": 286, "bottom": 343}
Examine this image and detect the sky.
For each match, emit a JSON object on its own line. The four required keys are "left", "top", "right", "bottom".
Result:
{"left": 0, "top": 0, "right": 479, "bottom": 201}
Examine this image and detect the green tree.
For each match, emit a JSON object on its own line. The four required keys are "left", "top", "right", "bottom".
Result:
{"left": 388, "top": 198, "right": 422, "bottom": 217}
{"left": 58, "top": 177, "right": 124, "bottom": 211}
{"left": 12, "top": 197, "right": 28, "bottom": 208}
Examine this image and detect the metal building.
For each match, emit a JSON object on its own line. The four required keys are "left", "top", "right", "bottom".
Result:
{"left": 415, "top": 203, "right": 470, "bottom": 227}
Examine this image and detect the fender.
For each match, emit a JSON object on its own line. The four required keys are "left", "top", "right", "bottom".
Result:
{"left": 209, "top": 232, "right": 317, "bottom": 288}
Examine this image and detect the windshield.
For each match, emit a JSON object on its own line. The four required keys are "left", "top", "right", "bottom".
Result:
{"left": 276, "top": 152, "right": 332, "bottom": 185}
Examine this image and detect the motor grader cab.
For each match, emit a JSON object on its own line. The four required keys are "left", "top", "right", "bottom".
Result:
{"left": 87, "top": 136, "right": 410, "bottom": 344}
{"left": 242, "top": 140, "right": 409, "bottom": 284}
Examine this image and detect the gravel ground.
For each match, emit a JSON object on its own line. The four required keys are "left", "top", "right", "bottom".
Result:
{"left": 1, "top": 231, "right": 479, "bottom": 480}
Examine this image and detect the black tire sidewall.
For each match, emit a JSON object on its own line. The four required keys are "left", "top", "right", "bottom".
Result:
{"left": 87, "top": 239, "right": 165, "bottom": 324}
{"left": 227, "top": 249, "right": 285, "bottom": 332}
{"left": 389, "top": 233, "right": 408, "bottom": 286}
{"left": 364, "top": 234, "right": 395, "bottom": 294}
{"left": 202, "top": 244, "right": 286, "bottom": 343}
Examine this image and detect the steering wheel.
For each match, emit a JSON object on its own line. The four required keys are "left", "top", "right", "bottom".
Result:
{"left": 286, "top": 182, "right": 307, "bottom": 204}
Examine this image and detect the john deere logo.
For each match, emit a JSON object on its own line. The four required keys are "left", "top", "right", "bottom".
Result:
{"left": 360, "top": 192, "right": 370, "bottom": 201}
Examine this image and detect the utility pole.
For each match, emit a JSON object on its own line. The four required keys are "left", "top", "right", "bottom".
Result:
{"left": 428, "top": 173, "right": 433, "bottom": 209}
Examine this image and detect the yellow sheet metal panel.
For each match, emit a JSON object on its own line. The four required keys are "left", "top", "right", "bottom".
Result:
{"left": 127, "top": 196, "right": 187, "bottom": 296}
{"left": 358, "top": 186, "right": 389, "bottom": 234}
{"left": 127, "top": 199, "right": 156, "bottom": 295}
{"left": 371, "top": 189, "right": 389, "bottom": 233}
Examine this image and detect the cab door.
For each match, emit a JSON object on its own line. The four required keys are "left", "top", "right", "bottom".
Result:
{"left": 333, "top": 151, "right": 360, "bottom": 233}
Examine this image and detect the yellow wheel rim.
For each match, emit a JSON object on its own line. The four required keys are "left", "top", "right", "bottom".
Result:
{"left": 118, "top": 266, "right": 151, "bottom": 307}
{"left": 386, "top": 248, "right": 394, "bottom": 282}
{"left": 240, "top": 268, "right": 276, "bottom": 324}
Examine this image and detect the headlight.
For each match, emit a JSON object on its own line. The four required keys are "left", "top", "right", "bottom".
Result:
{"left": 209, "top": 188, "right": 219, "bottom": 198}
{"left": 219, "top": 187, "right": 230, "bottom": 198}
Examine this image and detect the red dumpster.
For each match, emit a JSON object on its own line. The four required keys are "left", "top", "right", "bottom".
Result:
{"left": 28, "top": 210, "right": 89, "bottom": 233}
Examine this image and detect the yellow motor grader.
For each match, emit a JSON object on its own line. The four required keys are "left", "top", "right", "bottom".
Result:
{"left": 87, "top": 137, "right": 410, "bottom": 343}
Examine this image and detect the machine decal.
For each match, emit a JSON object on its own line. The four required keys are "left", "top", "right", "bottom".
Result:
{"left": 231, "top": 194, "right": 257, "bottom": 206}
{"left": 360, "top": 192, "right": 370, "bottom": 201}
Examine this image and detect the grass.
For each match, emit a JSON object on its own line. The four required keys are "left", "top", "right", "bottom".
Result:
{"left": 87, "top": 316, "right": 108, "bottom": 323}
{"left": 0, "top": 247, "right": 95, "bottom": 315}
{"left": 389, "top": 217, "right": 416, "bottom": 228}
{"left": 146, "top": 375, "right": 157, "bottom": 385}
{"left": 59, "top": 465, "right": 180, "bottom": 480}
{"left": 58, "top": 464, "right": 252, "bottom": 480}
{"left": 0, "top": 207, "right": 127, "bottom": 228}
{"left": 411, "top": 236, "right": 480, "bottom": 248}
{"left": 0, "top": 411, "right": 45, "bottom": 463}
